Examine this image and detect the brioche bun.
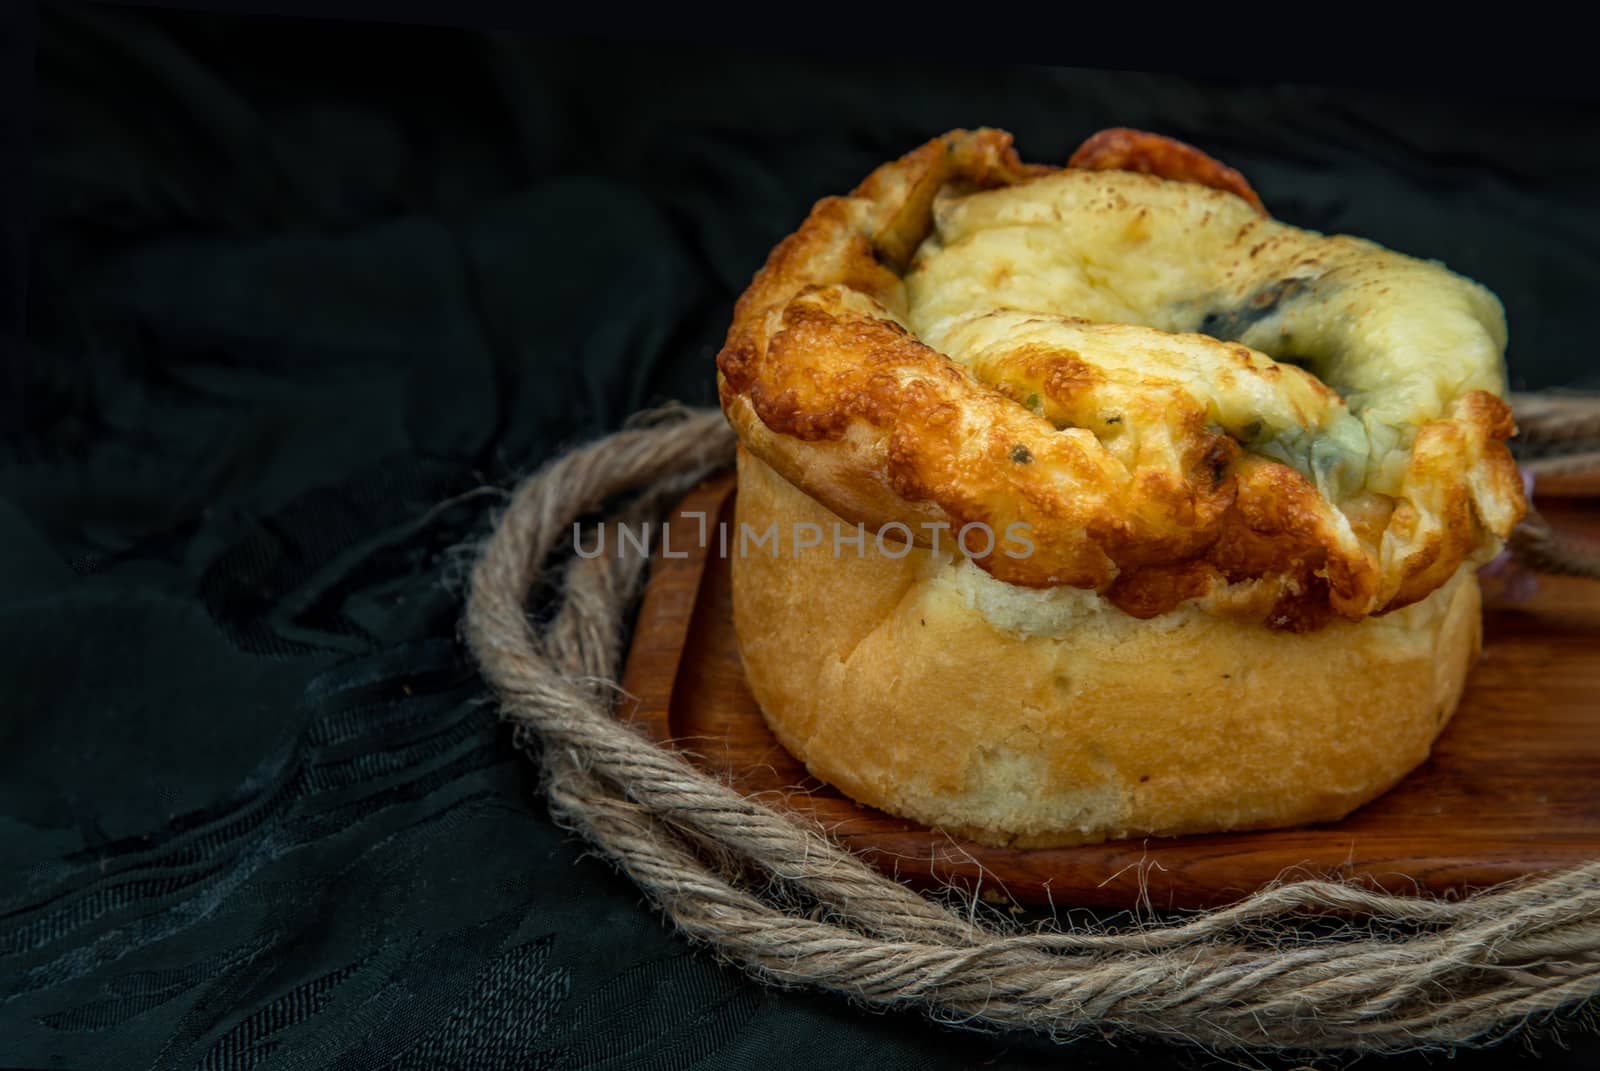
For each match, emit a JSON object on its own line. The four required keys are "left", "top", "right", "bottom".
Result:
{"left": 717, "top": 128, "right": 1516, "bottom": 844}
{"left": 732, "top": 448, "right": 1482, "bottom": 847}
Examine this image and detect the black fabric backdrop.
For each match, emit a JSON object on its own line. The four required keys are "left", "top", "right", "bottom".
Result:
{"left": 5, "top": 5, "right": 1600, "bottom": 1068}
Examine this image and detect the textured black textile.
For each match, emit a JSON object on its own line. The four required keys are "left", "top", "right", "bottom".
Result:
{"left": 5, "top": 6, "right": 1600, "bottom": 1068}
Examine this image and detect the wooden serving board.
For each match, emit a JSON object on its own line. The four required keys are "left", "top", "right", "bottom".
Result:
{"left": 618, "top": 473, "right": 1600, "bottom": 909}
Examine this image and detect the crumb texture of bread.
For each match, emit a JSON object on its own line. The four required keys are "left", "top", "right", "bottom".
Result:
{"left": 732, "top": 449, "right": 1482, "bottom": 847}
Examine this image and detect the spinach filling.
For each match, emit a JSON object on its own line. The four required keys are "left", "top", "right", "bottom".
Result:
{"left": 1241, "top": 419, "right": 1370, "bottom": 501}
{"left": 1194, "top": 277, "right": 1313, "bottom": 345}
{"left": 1191, "top": 275, "right": 1375, "bottom": 499}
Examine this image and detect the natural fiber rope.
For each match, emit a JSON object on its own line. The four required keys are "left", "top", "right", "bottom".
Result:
{"left": 1511, "top": 510, "right": 1600, "bottom": 581}
{"left": 1506, "top": 392, "right": 1600, "bottom": 579}
{"left": 463, "top": 404, "right": 1600, "bottom": 1054}
{"left": 1510, "top": 392, "right": 1600, "bottom": 460}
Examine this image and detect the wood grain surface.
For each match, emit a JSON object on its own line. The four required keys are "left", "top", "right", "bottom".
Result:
{"left": 617, "top": 473, "right": 1600, "bottom": 909}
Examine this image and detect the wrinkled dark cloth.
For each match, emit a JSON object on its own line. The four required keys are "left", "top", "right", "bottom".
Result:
{"left": 5, "top": 6, "right": 1600, "bottom": 1069}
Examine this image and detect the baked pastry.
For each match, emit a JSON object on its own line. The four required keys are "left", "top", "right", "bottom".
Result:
{"left": 716, "top": 128, "right": 1526, "bottom": 846}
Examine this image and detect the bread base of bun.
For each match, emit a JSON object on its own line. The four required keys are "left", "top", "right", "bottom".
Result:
{"left": 730, "top": 448, "right": 1482, "bottom": 847}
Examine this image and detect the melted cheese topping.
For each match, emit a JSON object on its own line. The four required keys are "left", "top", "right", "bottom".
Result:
{"left": 715, "top": 128, "right": 1525, "bottom": 625}
{"left": 904, "top": 170, "right": 1509, "bottom": 503}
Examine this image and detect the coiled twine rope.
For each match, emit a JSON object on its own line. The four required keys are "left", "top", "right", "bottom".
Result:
{"left": 463, "top": 403, "right": 1600, "bottom": 1055}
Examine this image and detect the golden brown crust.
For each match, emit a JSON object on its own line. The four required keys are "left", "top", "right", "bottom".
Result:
{"left": 1067, "top": 126, "right": 1268, "bottom": 214}
{"left": 716, "top": 128, "right": 1525, "bottom": 627}
{"left": 733, "top": 450, "right": 1483, "bottom": 846}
